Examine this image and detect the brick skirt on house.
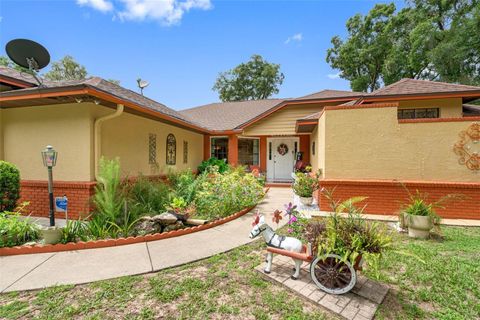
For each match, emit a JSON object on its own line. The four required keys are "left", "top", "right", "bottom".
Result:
{"left": 19, "top": 180, "right": 96, "bottom": 219}
{"left": 318, "top": 179, "right": 480, "bottom": 220}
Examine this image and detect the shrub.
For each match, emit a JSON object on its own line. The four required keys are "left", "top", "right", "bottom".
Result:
{"left": 292, "top": 172, "right": 319, "bottom": 197}
{"left": 194, "top": 167, "right": 264, "bottom": 220}
{"left": 60, "top": 219, "right": 90, "bottom": 244}
{"left": 0, "top": 161, "right": 21, "bottom": 212}
{"left": 167, "top": 169, "right": 197, "bottom": 204}
{"left": 127, "top": 175, "right": 171, "bottom": 215}
{"left": 197, "top": 157, "right": 230, "bottom": 174}
{"left": 0, "top": 203, "right": 39, "bottom": 247}
{"left": 90, "top": 158, "right": 134, "bottom": 238}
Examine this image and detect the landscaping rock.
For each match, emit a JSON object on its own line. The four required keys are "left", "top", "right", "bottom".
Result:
{"left": 133, "top": 216, "right": 160, "bottom": 234}
{"left": 163, "top": 221, "right": 184, "bottom": 232}
{"left": 151, "top": 212, "right": 178, "bottom": 225}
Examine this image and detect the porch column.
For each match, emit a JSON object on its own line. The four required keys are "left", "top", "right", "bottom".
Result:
{"left": 299, "top": 135, "right": 310, "bottom": 164}
{"left": 203, "top": 135, "right": 210, "bottom": 160}
{"left": 259, "top": 136, "right": 267, "bottom": 172}
{"left": 227, "top": 134, "right": 238, "bottom": 166}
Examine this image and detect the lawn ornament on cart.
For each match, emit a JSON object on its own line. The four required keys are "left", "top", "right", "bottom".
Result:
{"left": 250, "top": 212, "right": 361, "bottom": 295}
{"left": 249, "top": 213, "right": 304, "bottom": 279}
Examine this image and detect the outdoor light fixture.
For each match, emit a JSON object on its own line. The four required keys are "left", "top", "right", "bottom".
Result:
{"left": 41, "top": 145, "right": 58, "bottom": 226}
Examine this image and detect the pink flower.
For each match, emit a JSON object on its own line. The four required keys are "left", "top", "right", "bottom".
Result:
{"left": 287, "top": 228, "right": 293, "bottom": 233}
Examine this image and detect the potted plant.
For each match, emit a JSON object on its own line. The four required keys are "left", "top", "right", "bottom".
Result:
{"left": 401, "top": 190, "right": 462, "bottom": 239}
{"left": 292, "top": 172, "right": 319, "bottom": 206}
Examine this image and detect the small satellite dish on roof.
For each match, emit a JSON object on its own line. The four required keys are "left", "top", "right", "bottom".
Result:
{"left": 6, "top": 39, "right": 50, "bottom": 86}
{"left": 137, "top": 78, "right": 149, "bottom": 96}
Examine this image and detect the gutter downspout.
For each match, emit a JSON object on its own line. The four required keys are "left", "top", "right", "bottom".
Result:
{"left": 94, "top": 104, "right": 124, "bottom": 180}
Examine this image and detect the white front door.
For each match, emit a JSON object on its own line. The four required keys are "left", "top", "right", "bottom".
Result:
{"left": 267, "top": 138, "right": 298, "bottom": 182}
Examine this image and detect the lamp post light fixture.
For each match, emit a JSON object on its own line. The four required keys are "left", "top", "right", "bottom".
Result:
{"left": 41, "top": 145, "right": 58, "bottom": 227}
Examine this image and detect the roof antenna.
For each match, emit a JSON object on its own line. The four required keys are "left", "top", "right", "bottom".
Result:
{"left": 137, "top": 78, "right": 149, "bottom": 96}
{"left": 6, "top": 39, "right": 50, "bottom": 87}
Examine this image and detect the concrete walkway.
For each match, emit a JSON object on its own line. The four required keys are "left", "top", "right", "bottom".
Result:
{"left": 0, "top": 188, "right": 292, "bottom": 293}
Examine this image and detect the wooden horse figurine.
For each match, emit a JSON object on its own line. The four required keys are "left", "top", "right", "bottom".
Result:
{"left": 249, "top": 214, "right": 303, "bottom": 279}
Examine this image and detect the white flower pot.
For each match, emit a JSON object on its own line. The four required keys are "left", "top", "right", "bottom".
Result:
{"left": 299, "top": 196, "right": 313, "bottom": 206}
{"left": 41, "top": 227, "right": 62, "bottom": 244}
{"left": 407, "top": 215, "right": 433, "bottom": 239}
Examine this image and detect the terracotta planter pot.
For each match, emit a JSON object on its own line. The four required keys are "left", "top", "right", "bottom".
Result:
{"left": 407, "top": 215, "right": 433, "bottom": 239}
{"left": 299, "top": 196, "right": 313, "bottom": 206}
{"left": 40, "top": 227, "right": 62, "bottom": 244}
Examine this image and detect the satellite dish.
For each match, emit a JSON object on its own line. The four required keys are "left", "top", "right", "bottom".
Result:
{"left": 6, "top": 39, "right": 50, "bottom": 70}
{"left": 137, "top": 78, "right": 149, "bottom": 95}
{"left": 5, "top": 39, "right": 50, "bottom": 86}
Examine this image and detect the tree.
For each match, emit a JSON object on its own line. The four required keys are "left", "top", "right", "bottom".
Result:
{"left": 327, "top": 0, "right": 480, "bottom": 91}
{"left": 44, "top": 55, "right": 87, "bottom": 81}
{"left": 326, "top": 4, "right": 396, "bottom": 92}
{"left": 213, "top": 54, "right": 285, "bottom": 101}
{"left": 0, "top": 56, "right": 32, "bottom": 73}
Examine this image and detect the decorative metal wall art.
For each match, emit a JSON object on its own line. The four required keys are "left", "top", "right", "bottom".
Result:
{"left": 148, "top": 133, "right": 157, "bottom": 164}
{"left": 183, "top": 141, "right": 188, "bottom": 164}
{"left": 166, "top": 134, "right": 176, "bottom": 165}
{"left": 453, "top": 122, "right": 479, "bottom": 171}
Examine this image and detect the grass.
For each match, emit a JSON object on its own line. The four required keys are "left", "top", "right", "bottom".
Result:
{"left": 368, "top": 226, "right": 480, "bottom": 320}
{"left": 0, "top": 241, "right": 332, "bottom": 320}
{"left": 0, "top": 225, "right": 478, "bottom": 319}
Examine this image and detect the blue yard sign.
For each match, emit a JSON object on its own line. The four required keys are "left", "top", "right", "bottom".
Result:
{"left": 55, "top": 196, "right": 68, "bottom": 212}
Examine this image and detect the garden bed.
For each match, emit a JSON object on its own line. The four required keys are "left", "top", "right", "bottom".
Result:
{"left": 0, "top": 190, "right": 268, "bottom": 256}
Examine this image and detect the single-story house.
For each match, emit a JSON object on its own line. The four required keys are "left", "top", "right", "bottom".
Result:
{"left": 1, "top": 66, "right": 479, "bottom": 219}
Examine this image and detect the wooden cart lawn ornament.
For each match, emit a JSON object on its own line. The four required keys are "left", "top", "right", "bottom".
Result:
{"left": 249, "top": 214, "right": 361, "bottom": 295}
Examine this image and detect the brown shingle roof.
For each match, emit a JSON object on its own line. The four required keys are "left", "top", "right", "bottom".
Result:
{"left": 0, "top": 67, "right": 203, "bottom": 130}
{"left": 370, "top": 78, "right": 480, "bottom": 97}
{"left": 180, "top": 99, "right": 286, "bottom": 131}
{"left": 0, "top": 66, "right": 38, "bottom": 86}
{"left": 297, "top": 89, "right": 362, "bottom": 100}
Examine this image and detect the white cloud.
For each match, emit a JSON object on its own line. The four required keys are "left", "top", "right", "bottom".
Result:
{"left": 77, "top": 0, "right": 212, "bottom": 25}
{"left": 327, "top": 72, "right": 341, "bottom": 79}
{"left": 284, "top": 33, "right": 303, "bottom": 45}
{"left": 118, "top": 0, "right": 212, "bottom": 25}
{"left": 77, "top": 0, "right": 113, "bottom": 12}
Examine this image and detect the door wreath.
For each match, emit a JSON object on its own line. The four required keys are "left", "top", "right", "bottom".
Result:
{"left": 277, "top": 143, "right": 289, "bottom": 156}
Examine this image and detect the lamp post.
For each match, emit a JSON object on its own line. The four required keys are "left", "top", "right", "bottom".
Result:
{"left": 41, "top": 145, "right": 58, "bottom": 227}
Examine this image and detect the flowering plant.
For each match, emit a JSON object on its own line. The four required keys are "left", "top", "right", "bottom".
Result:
{"left": 284, "top": 202, "right": 299, "bottom": 233}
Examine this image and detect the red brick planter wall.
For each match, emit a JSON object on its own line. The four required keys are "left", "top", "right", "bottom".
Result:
{"left": 20, "top": 180, "right": 96, "bottom": 219}
{"left": 318, "top": 179, "right": 480, "bottom": 220}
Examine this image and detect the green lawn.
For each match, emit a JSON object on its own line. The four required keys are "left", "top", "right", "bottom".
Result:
{"left": 371, "top": 226, "right": 480, "bottom": 320}
{"left": 1, "top": 225, "right": 478, "bottom": 320}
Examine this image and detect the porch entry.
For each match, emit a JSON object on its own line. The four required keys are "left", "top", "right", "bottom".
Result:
{"left": 266, "top": 137, "right": 299, "bottom": 182}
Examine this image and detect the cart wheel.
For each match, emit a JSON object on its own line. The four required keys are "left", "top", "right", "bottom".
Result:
{"left": 310, "top": 254, "right": 356, "bottom": 295}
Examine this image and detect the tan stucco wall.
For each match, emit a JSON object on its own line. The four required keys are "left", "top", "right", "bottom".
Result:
{"left": 316, "top": 112, "right": 326, "bottom": 179}
{"left": 309, "top": 126, "right": 318, "bottom": 173}
{"left": 243, "top": 103, "right": 331, "bottom": 136}
{"left": 92, "top": 105, "right": 204, "bottom": 177}
{"left": 2, "top": 104, "right": 92, "bottom": 181}
{"left": 323, "top": 106, "right": 478, "bottom": 182}
{"left": 398, "top": 97, "right": 462, "bottom": 118}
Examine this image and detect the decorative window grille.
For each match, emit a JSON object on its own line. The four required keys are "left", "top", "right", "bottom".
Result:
{"left": 148, "top": 133, "right": 157, "bottom": 164}
{"left": 183, "top": 141, "right": 188, "bottom": 164}
{"left": 166, "top": 134, "right": 176, "bottom": 165}
{"left": 312, "top": 141, "right": 316, "bottom": 155}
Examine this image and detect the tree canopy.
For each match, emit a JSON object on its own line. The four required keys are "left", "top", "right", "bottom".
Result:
{"left": 327, "top": 0, "right": 480, "bottom": 92}
{"left": 44, "top": 55, "right": 87, "bottom": 81}
{"left": 213, "top": 54, "right": 285, "bottom": 101}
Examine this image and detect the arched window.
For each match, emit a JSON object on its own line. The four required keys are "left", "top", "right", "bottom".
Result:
{"left": 166, "top": 134, "right": 176, "bottom": 165}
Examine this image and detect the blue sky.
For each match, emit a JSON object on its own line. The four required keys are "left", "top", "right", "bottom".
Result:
{"left": 0, "top": 0, "right": 402, "bottom": 110}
